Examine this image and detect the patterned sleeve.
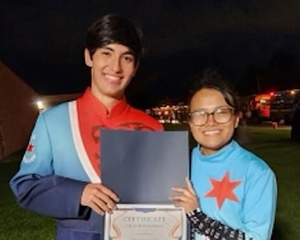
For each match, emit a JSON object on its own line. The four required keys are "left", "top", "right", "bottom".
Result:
{"left": 187, "top": 208, "right": 248, "bottom": 240}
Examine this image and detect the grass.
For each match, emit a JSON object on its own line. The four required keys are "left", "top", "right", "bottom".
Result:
{"left": 237, "top": 126, "right": 300, "bottom": 240}
{"left": 0, "top": 124, "right": 299, "bottom": 239}
{"left": 0, "top": 160, "right": 55, "bottom": 240}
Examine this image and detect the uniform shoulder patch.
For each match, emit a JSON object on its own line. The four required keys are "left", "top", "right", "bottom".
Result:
{"left": 23, "top": 134, "right": 37, "bottom": 164}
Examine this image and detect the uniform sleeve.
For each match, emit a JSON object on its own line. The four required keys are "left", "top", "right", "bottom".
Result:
{"left": 10, "top": 113, "right": 90, "bottom": 219}
{"left": 241, "top": 168, "right": 277, "bottom": 240}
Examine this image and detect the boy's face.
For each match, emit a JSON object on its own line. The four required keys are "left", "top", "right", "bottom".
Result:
{"left": 85, "top": 43, "right": 137, "bottom": 101}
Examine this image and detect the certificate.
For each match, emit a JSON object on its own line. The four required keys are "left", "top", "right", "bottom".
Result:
{"left": 104, "top": 204, "right": 187, "bottom": 240}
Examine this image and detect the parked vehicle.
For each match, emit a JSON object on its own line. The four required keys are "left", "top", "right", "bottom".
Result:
{"left": 241, "top": 93, "right": 271, "bottom": 124}
{"left": 291, "top": 97, "right": 300, "bottom": 141}
{"left": 270, "top": 89, "right": 300, "bottom": 124}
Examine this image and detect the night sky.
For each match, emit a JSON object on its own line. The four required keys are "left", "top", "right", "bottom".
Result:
{"left": 1, "top": 0, "right": 300, "bottom": 107}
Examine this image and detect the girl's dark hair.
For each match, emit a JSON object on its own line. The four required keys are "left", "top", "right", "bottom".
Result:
{"left": 189, "top": 69, "right": 240, "bottom": 113}
{"left": 85, "top": 14, "right": 144, "bottom": 66}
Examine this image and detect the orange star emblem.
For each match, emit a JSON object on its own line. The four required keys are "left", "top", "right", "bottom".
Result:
{"left": 205, "top": 171, "right": 241, "bottom": 209}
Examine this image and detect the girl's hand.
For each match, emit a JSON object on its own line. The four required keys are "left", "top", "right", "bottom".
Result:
{"left": 169, "top": 177, "right": 199, "bottom": 213}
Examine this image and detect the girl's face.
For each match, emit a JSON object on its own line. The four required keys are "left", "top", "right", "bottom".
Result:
{"left": 189, "top": 88, "right": 239, "bottom": 155}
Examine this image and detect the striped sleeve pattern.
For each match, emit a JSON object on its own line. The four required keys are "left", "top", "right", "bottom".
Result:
{"left": 187, "top": 209, "right": 248, "bottom": 240}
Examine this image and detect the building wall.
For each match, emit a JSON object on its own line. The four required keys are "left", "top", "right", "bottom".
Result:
{"left": 0, "top": 61, "right": 38, "bottom": 160}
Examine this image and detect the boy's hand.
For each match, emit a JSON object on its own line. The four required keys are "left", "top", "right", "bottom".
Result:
{"left": 81, "top": 183, "right": 120, "bottom": 215}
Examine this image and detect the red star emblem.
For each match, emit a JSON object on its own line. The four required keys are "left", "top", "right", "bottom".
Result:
{"left": 27, "top": 143, "right": 34, "bottom": 152}
{"left": 205, "top": 171, "right": 241, "bottom": 209}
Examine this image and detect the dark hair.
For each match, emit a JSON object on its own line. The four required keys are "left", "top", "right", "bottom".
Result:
{"left": 85, "top": 14, "right": 144, "bottom": 66}
{"left": 189, "top": 69, "right": 240, "bottom": 113}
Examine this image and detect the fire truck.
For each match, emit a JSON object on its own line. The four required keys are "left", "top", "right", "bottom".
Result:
{"left": 270, "top": 89, "right": 300, "bottom": 124}
{"left": 242, "top": 93, "right": 271, "bottom": 123}
{"left": 251, "top": 93, "right": 271, "bottom": 120}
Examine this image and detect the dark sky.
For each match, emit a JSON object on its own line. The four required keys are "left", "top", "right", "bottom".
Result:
{"left": 1, "top": 0, "right": 300, "bottom": 107}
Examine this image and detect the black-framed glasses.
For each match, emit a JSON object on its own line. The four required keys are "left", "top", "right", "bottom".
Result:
{"left": 188, "top": 107, "right": 235, "bottom": 126}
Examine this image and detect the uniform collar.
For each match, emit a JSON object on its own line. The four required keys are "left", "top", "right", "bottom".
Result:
{"left": 78, "top": 88, "right": 129, "bottom": 119}
{"left": 197, "top": 140, "right": 237, "bottom": 162}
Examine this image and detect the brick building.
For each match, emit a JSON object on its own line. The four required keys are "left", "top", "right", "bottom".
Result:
{"left": 0, "top": 61, "right": 38, "bottom": 160}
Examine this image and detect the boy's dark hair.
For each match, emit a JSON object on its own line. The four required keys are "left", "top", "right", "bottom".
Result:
{"left": 85, "top": 14, "right": 143, "bottom": 66}
{"left": 189, "top": 69, "right": 240, "bottom": 113}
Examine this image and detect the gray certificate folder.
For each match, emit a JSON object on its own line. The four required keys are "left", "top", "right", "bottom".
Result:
{"left": 100, "top": 129, "right": 190, "bottom": 204}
